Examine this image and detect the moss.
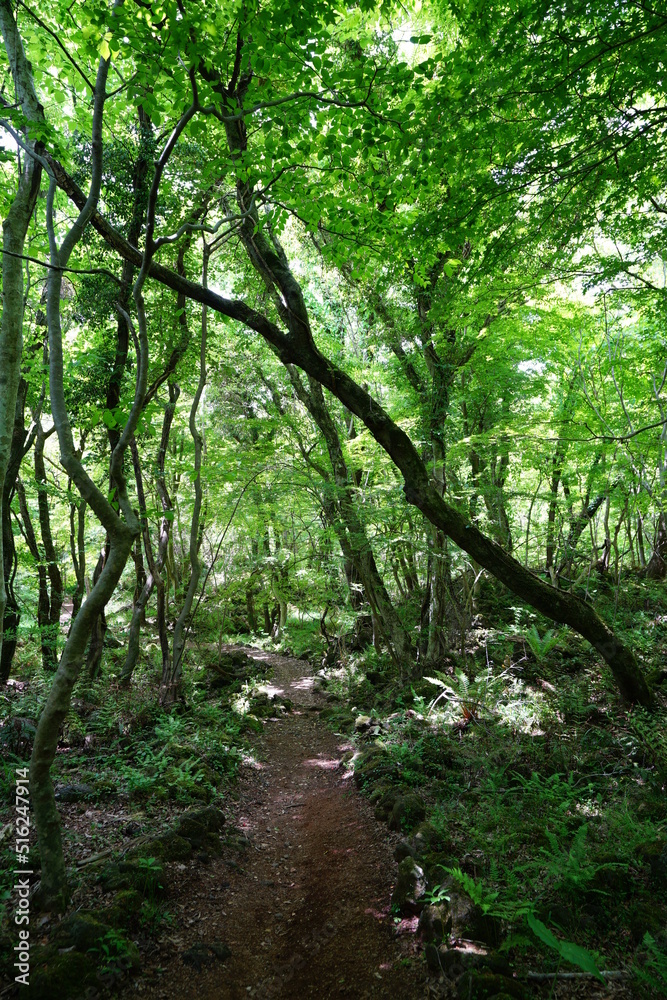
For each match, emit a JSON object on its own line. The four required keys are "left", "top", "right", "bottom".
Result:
{"left": 373, "top": 785, "right": 406, "bottom": 822}
{"left": 353, "top": 746, "right": 397, "bottom": 788}
{"left": 136, "top": 832, "right": 192, "bottom": 861}
{"left": 98, "top": 859, "right": 164, "bottom": 896}
{"left": 388, "top": 792, "right": 426, "bottom": 832}
{"left": 174, "top": 805, "right": 226, "bottom": 839}
{"left": 53, "top": 912, "right": 111, "bottom": 951}
{"left": 105, "top": 889, "right": 144, "bottom": 927}
{"left": 26, "top": 945, "right": 99, "bottom": 999}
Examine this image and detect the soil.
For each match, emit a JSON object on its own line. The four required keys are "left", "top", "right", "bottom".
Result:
{"left": 119, "top": 647, "right": 432, "bottom": 1000}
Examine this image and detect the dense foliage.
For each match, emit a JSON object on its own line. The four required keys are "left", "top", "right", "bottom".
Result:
{"left": 0, "top": 0, "right": 666, "bottom": 995}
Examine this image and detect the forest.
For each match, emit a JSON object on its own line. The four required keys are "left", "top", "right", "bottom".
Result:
{"left": 0, "top": 0, "right": 666, "bottom": 997}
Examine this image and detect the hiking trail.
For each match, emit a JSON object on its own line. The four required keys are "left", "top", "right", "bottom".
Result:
{"left": 121, "top": 647, "right": 432, "bottom": 1000}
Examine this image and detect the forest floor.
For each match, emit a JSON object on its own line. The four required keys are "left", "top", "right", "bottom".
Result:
{"left": 2, "top": 621, "right": 665, "bottom": 1000}
{"left": 117, "top": 646, "right": 432, "bottom": 1000}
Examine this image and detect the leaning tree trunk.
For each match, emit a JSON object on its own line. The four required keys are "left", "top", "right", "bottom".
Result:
{"left": 219, "top": 95, "right": 652, "bottom": 706}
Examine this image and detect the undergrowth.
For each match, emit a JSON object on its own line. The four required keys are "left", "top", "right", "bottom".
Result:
{"left": 329, "top": 600, "right": 667, "bottom": 996}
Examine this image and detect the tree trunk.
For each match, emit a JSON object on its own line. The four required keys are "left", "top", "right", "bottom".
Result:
{"left": 85, "top": 546, "right": 108, "bottom": 679}
{"left": 165, "top": 247, "right": 208, "bottom": 703}
{"left": 425, "top": 530, "right": 449, "bottom": 664}
{"left": 0, "top": 0, "right": 44, "bottom": 662}
{"left": 646, "top": 513, "right": 667, "bottom": 580}
{"left": 34, "top": 423, "right": 64, "bottom": 670}
{"left": 84, "top": 110, "right": 152, "bottom": 665}
{"left": 69, "top": 474, "right": 87, "bottom": 624}
{"left": 121, "top": 385, "right": 179, "bottom": 685}
{"left": 0, "top": 377, "right": 32, "bottom": 682}
{"left": 289, "top": 367, "right": 413, "bottom": 665}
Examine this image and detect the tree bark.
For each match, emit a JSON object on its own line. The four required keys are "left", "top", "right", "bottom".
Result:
{"left": 0, "top": 0, "right": 44, "bottom": 662}
{"left": 165, "top": 246, "right": 208, "bottom": 702}
{"left": 121, "top": 385, "right": 179, "bottom": 684}
{"left": 34, "top": 422, "right": 63, "bottom": 670}
{"left": 646, "top": 513, "right": 667, "bottom": 580}
{"left": 288, "top": 366, "right": 414, "bottom": 665}
{"left": 0, "top": 377, "right": 33, "bottom": 682}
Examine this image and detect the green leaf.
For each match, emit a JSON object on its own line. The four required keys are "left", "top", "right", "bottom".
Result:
{"left": 527, "top": 913, "right": 605, "bottom": 981}
{"left": 526, "top": 912, "right": 561, "bottom": 951}
{"left": 558, "top": 941, "right": 605, "bottom": 982}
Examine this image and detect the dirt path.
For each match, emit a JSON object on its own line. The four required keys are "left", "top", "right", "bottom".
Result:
{"left": 124, "top": 648, "right": 431, "bottom": 1000}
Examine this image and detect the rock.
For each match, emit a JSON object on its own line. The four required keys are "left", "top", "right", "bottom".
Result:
{"left": 209, "top": 668, "right": 236, "bottom": 688}
{"left": 394, "top": 838, "right": 415, "bottom": 863}
{"left": 411, "top": 821, "right": 441, "bottom": 857}
{"left": 424, "top": 942, "right": 446, "bottom": 974}
{"left": 199, "top": 832, "right": 223, "bottom": 855}
{"left": 424, "top": 944, "right": 511, "bottom": 980}
{"left": 355, "top": 714, "right": 373, "bottom": 731}
{"left": 106, "top": 889, "right": 144, "bottom": 927}
{"left": 223, "top": 829, "right": 252, "bottom": 852}
{"left": 374, "top": 786, "right": 405, "bottom": 823}
{"left": 388, "top": 793, "right": 426, "bottom": 833}
{"left": 181, "top": 941, "right": 231, "bottom": 971}
{"left": 439, "top": 950, "right": 511, "bottom": 978}
{"left": 25, "top": 945, "right": 99, "bottom": 999}
{"left": 54, "top": 912, "right": 112, "bottom": 951}
{"left": 98, "top": 860, "right": 164, "bottom": 896}
{"left": 456, "top": 970, "right": 526, "bottom": 1000}
{"left": 130, "top": 831, "right": 192, "bottom": 862}
{"left": 451, "top": 894, "right": 503, "bottom": 947}
{"left": 418, "top": 903, "right": 452, "bottom": 942}
{"left": 54, "top": 782, "right": 94, "bottom": 803}
{"left": 391, "top": 857, "right": 426, "bottom": 915}
{"left": 353, "top": 747, "right": 395, "bottom": 788}
{"left": 174, "top": 805, "right": 226, "bottom": 843}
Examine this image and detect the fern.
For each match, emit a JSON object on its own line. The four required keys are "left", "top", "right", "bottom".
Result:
{"left": 425, "top": 667, "right": 510, "bottom": 722}
{"left": 525, "top": 625, "right": 563, "bottom": 663}
{"left": 626, "top": 708, "right": 667, "bottom": 778}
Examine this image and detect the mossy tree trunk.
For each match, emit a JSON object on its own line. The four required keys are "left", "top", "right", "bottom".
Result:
{"left": 0, "top": 0, "right": 44, "bottom": 665}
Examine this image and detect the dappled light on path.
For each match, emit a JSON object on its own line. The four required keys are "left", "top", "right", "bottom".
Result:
{"left": 119, "top": 647, "right": 427, "bottom": 1000}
